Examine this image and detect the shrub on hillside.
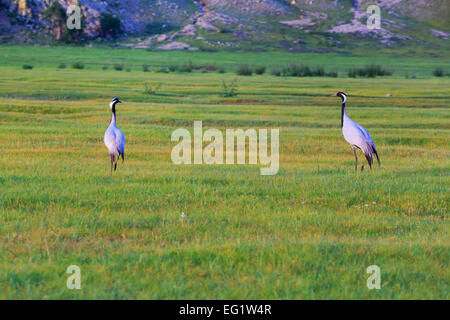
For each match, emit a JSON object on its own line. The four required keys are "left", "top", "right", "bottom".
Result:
{"left": 237, "top": 64, "right": 253, "bottom": 76}
{"left": 326, "top": 71, "right": 338, "bottom": 78}
{"left": 72, "top": 62, "right": 84, "bottom": 69}
{"left": 432, "top": 67, "right": 444, "bottom": 77}
{"left": 178, "top": 61, "right": 194, "bottom": 73}
{"left": 254, "top": 66, "right": 266, "bottom": 75}
{"left": 113, "top": 64, "right": 124, "bottom": 71}
{"left": 271, "top": 68, "right": 282, "bottom": 76}
{"left": 168, "top": 61, "right": 195, "bottom": 73}
{"left": 99, "top": 13, "right": 122, "bottom": 38}
{"left": 22, "top": 64, "right": 33, "bottom": 70}
{"left": 42, "top": 1, "right": 66, "bottom": 40}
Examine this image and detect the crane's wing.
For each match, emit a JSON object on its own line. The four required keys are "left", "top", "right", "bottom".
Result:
{"left": 355, "top": 122, "right": 380, "bottom": 165}
{"left": 115, "top": 128, "right": 125, "bottom": 160}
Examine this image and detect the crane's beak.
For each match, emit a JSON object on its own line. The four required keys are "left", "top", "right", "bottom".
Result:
{"left": 118, "top": 100, "right": 122, "bottom": 103}
{"left": 331, "top": 94, "right": 337, "bottom": 96}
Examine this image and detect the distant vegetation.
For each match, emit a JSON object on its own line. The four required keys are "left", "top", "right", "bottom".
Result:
{"left": 113, "top": 64, "right": 124, "bottom": 71}
{"left": 254, "top": 66, "right": 266, "bottom": 75}
{"left": 432, "top": 67, "right": 444, "bottom": 77}
{"left": 168, "top": 61, "right": 195, "bottom": 73}
{"left": 348, "top": 64, "right": 393, "bottom": 78}
{"left": 270, "top": 64, "right": 338, "bottom": 77}
{"left": 33, "top": 49, "right": 443, "bottom": 81}
{"left": 72, "top": 62, "right": 84, "bottom": 69}
{"left": 237, "top": 64, "right": 253, "bottom": 76}
{"left": 179, "top": 61, "right": 195, "bottom": 73}
{"left": 99, "top": 13, "right": 122, "bottom": 38}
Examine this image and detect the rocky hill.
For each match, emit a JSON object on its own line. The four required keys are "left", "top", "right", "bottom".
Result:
{"left": 0, "top": 0, "right": 448, "bottom": 52}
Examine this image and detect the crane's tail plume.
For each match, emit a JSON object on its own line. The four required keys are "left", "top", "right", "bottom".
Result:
{"left": 372, "top": 144, "right": 380, "bottom": 166}
{"left": 361, "top": 144, "right": 373, "bottom": 169}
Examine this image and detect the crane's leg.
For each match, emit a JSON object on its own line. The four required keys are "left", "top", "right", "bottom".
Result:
{"left": 353, "top": 147, "right": 358, "bottom": 173}
{"left": 110, "top": 154, "right": 114, "bottom": 176}
{"left": 115, "top": 153, "right": 120, "bottom": 171}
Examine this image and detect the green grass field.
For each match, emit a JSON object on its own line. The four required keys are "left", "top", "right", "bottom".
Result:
{"left": 0, "top": 45, "right": 448, "bottom": 299}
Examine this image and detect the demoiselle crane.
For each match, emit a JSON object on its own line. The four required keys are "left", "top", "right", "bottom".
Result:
{"left": 334, "top": 92, "right": 380, "bottom": 172}
{"left": 104, "top": 97, "right": 125, "bottom": 175}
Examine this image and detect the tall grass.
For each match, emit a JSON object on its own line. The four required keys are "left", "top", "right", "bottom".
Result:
{"left": 222, "top": 78, "right": 238, "bottom": 97}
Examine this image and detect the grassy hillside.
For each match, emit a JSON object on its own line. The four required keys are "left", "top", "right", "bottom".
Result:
{"left": 0, "top": 45, "right": 448, "bottom": 299}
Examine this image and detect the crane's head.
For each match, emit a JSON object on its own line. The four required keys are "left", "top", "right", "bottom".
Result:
{"left": 109, "top": 97, "right": 122, "bottom": 109}
{"left": 334, "top": 91, "right": 347, "bottom": 103}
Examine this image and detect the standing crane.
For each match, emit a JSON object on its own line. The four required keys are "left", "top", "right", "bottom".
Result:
{"left": 334, "top": 92, "right": 380, "bottom": 172}
{"left": 104, "top": 97, "right": 125, "bottom": 175}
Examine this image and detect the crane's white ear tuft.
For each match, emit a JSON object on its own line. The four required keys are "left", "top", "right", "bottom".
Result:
{"left": 342, "top": 94, "right": 347, "bottom": 103}
{"left": 109, "top": 101, "right": 114, "bottom": 109}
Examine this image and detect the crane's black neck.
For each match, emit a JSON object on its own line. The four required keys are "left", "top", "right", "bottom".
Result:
{"left": 341, "top": 103, "right": 346, "bottom": 128}
{"left": 111, "top": 103, "right": 117, "bottom": 122}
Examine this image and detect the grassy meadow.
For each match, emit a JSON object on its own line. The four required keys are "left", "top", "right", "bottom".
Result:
{"left": 0, "top": 45, "right": 448, "bottom": 299}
